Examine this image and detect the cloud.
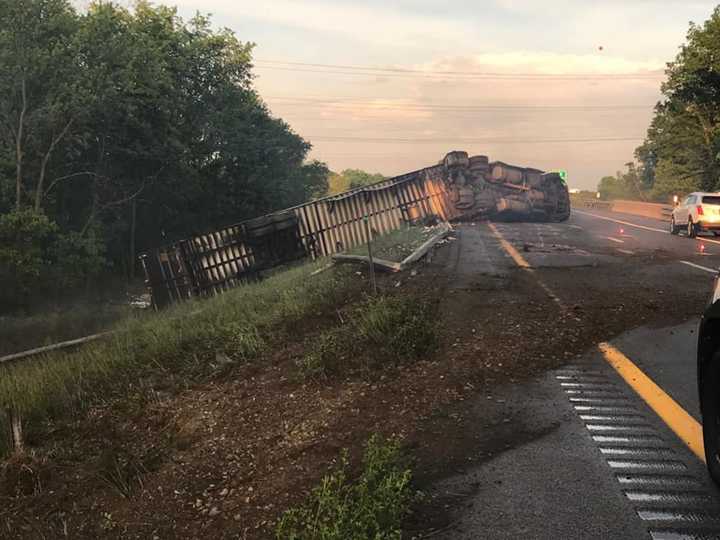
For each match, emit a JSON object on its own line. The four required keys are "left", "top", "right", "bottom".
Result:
{"left": 424, "top": 52, "right": 664, "bottom": 75}
{"left": 170, "top": 0, "right": 475, "bottom": 50}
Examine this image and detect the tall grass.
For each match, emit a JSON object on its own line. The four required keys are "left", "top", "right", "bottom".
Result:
{"left": 0, "top": 260, "right": 352, "bottom": 457}
{"left": 298, "top": 295, "right": 438, "bottom": 379}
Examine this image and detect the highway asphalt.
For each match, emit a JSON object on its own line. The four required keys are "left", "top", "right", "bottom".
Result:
{"left": 430, "top": 208, "right": 720, "bottom": 540}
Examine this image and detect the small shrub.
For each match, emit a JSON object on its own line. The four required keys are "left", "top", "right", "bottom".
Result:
{"left": 276, "top": 435, "right": 414, "bottom": 540}
{"left": 223, "top": 322, "right": 266, "bottom": 360}
{"left": 95, "top": 446, "right": 165, "bottom": 498}
{"left": 297, "top": 329, "right": 346, "bottom": 378}
{"left": 299, "top": 295, "right": 438, "bottom": 379}
{"left": 96, "top": 448, "right": 147, "bottom": 498}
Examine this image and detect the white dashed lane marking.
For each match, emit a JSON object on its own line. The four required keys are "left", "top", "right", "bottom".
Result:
{"left": 605, "top": 236, "right": 625, "bottom": 244}
{"left": 679, "top": 261, "right": 717, "bottom": 274}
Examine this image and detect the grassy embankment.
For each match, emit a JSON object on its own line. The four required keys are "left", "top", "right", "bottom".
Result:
{"left": 0, "top": 259, "right": 350, "bottom": 455}
{"left": 0, "top": 224, "right": 437, "bottom": 538}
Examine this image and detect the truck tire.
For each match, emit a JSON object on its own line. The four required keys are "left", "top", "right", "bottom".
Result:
{"left": 444, "top": 151, "right": 469, "bottom": 168}
{"left": 701, "top": 352, "right": 720, "bottom": 486}
{"left": 469, "top": 155, "right": 489, "bottom": 172}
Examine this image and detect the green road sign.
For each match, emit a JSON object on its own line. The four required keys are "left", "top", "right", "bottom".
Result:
{"left": 557, "top": 169, "right": 567, "bottom": 183}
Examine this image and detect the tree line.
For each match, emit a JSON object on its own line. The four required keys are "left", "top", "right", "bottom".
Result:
{"left": 600, "top": 7, "right": 720, "bottom": 202}
{"left": 0, "top": 0, "right": 332, "bottom": 309}
{"left": 326, "top": 169, "right": 387, "bottom": 195}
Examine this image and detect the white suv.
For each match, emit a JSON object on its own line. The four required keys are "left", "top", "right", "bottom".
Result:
{"left": 671, "top": 192, "right": 720, "bottom": 237}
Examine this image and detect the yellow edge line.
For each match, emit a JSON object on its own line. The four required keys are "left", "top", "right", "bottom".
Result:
{"left": 488, "top": 223, "right": 530, "bottom": 268}
{"left": 598, "top": 342, "right": 705, "bottom": 463}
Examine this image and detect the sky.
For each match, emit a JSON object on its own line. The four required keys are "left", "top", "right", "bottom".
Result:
{"left": 77, "top": 1, "right": 720, "bottom": 190}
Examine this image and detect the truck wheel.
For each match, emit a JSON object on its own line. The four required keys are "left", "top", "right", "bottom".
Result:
{"left": 701, "top": 353, "right": 720, "bottom": 487}
{"left": 670, "top": 216, "right": 679, "bottom": 235}
{"left": 688, "top": 218, "right": 697, "bottom": 238}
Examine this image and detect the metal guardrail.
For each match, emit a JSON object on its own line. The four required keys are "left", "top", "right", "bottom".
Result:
{"left": 583, "top": 199, "right": 674, "bottom": 221}
{"left": 583, "top": 201, "right": 613, "bottom": 210}
{"left": 0, "top": 331, "right": 113, "bottom": 365}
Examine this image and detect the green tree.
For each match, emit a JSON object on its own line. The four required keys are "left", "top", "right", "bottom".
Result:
{"left": 326, "top": 169, "right": 386, "bottom": 195}
{"left": 342, "top": 169, "right": 386, "bottom": 189}
{"left": 327, "top": 171, "right": 350, "bottom": 195}
{"left": 637, "top": 8, "right": 720, "bottom": 195}
{"left": 0, "top": 0, "right": 81, "bottom": 211}
{"left": 650, "top": 158, "right": 702, "bottom": 200}
{"left": 597, "top": 163, "right": 646, "bottom": 200}
{"left": 0, "top": 0, "right": 332, "bottom": 304}
{"left": 598, "top": 175, "right": 628, "bottom": 200}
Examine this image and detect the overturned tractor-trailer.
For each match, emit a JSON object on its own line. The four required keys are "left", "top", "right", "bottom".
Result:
{"left": 141, "top": 150, "right": 570, "bottom": 307}
{"left": 439, "top": 151, "right": 571, "bottom": 222}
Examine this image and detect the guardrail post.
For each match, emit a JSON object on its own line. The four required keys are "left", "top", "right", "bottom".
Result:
{"left": 363, "top": 216, "right": 378, "bottom": 295}
{"left": 6, "top": 407, "right": 24, "bottom": 454}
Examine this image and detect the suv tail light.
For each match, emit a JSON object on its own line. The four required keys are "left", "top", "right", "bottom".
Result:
{"left": 698, "top": 205, "right": 705, "bottom": 216}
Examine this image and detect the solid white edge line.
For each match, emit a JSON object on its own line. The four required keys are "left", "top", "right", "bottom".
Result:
{"left": 573, "top": 209, "right": 669, "bottom": 234}
{"left": 679, "top": 260, "right": 718, "bottom": 274}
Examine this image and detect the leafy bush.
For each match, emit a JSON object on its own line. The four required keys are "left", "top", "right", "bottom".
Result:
{"left": 50, "top": 230, "right": 106, "bottom": 288}
{"left": 299, "top": 295, "right": 438, "bottom": 379}
{"left": 0, "top": 209, "right": 58, "bottom": 302}
{"left": 276, "top": 435, "right": 414, "bottom": 540}
{"left": 297, "top": 328, "right": 344, "bottom": 378}
{"left": 0, "top": 209, "right": 106, "bottom": 308}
